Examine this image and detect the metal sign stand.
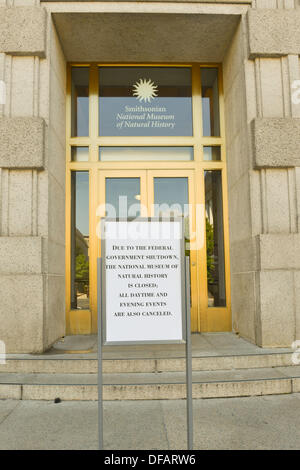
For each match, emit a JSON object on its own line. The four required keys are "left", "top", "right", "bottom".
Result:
{"left": 185, "top": 256, "right": 193, "bottom": 450}
{"left": 97, "top": 257, "right": 104, "bottom": 450}
{"left": 97, "top": 255, "right": 193, "bottom": 450}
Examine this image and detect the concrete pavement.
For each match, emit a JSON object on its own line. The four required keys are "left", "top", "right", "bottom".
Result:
{"left": 1, "top": 394, "right": 300, "bottom": 450}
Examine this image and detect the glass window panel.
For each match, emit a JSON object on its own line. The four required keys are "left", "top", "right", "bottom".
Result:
{"left": 71, "top": 147, "right": 89, "bottom": 162}
{"left": 153, "top": 178, "right": 189, "bottom": 218}
{"left": 99, "top": 67, "right": 192, "bottom": 136}
{"left": 153, "top": 177, "right": 191, "bottom": 304}
{"left": 105, "top": 178, "right": 141, "bottom": 219}
{"left": 201, "top": 68, "right": 220, "bottom": 137}
{"left": 203, "top": 146, "right": 221, "bottom": 161}
{"left": 153, "top": 176, "right": 190, "bottom": 251}
{"left": 71, "top": 172, "right": 89, "bottom": 310}
{"left": 71, "top": 67, "right": 89, "bottom": 137}
{"left": 205, "top": 171, "right": 226, "bottom": 307}
{"left": 99, "top": 147, "right": 193, "bottom": 162}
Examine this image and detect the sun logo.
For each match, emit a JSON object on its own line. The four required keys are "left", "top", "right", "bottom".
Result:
{"left": 132, "top": 78, "right": 158, "bottom": 103}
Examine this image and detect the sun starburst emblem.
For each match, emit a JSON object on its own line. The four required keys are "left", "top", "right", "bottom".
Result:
{"left": 132, "top": 78, "right": 158, "bottom": 103}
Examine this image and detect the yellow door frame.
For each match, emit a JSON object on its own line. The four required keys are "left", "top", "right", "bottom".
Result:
{"left": 65, "top": 63, "right": 231, "bottom": 335}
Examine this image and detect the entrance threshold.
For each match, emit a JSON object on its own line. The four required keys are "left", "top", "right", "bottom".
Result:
{"left": 45, "top": 332, "right": 291, "bottom": 359}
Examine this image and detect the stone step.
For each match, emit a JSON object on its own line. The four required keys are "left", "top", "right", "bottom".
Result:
{"left": 0, "top": 366, "right": 300, "bottom": 401}
{"left": 0, "top": 352, "right": 293, "bottom": 375}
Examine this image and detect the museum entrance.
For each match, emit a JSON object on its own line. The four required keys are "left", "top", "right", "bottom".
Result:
{"left": 66, "top": 64, "right": 231, "bottom": 335}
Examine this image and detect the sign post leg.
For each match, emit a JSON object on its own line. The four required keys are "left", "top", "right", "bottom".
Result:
{"left": 97, "top": 257, "right": 104, "bottom": 450}
{"left": 185, "top": 256, "right": 193, "bottom": 450}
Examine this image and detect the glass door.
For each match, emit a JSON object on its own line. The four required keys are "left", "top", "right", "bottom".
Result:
{"left": 147, "top": 170, "right": 199, "bottom": 331}
{"left": 97, "top": 170, "right": 148, "bottom": 252}
{"left": 97, "top": 169, "right": 199, "bottom": 331}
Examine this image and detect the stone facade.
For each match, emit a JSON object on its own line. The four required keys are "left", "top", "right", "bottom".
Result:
{"left": 224, "top": 0, "right": 300, "bottom": 347}
{"left": 0, "top": 0, "right": 299, "bottom": 351}
{"left": 0, "top": 0, "right": 66, "bottom": 353}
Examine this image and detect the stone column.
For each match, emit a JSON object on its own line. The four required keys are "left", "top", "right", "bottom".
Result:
{"left": 224, "top": 1, "right": 300, "bottom": 347}
{"left": 0, "top": 0, "right": 66, "bottom": 353}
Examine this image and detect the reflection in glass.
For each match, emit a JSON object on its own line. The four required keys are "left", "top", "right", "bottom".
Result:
{"left": 99, "top": 67, "right": 192, "bottom": 137}
{"left": 105, "top": 178, "right": 141, "bottom": 218}
{"left": 99, "top": 147, "right": 193, "bottom": 162}
{"left": 154, "top": 178, "right": 188, "bottom": 217}
{"left": 154, "top": 177, "right": 191, "bottom": 304}
{"left": 71, "top": 147, "right": 89, "bottom": 162}
{"left": 203, "top": 146, "right": 221, "bottom": 161}
{"left": 205, "top": 171, "right": 226, "bottom": 307}
{"left": 201, "top": 68, "right": 220, "bottom": 137}
{"left": 153, "top": 177, "right": 190, "bottom": 251}
{"left": 71, "top": 172, "right": 89, "bottom": 310}
{"left": 71, "top": 67, "right": 89, "bottom": 137}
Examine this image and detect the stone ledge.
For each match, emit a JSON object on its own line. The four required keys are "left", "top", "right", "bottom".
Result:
{"left": 0, "top": 7, "right": 46, "bottom": 58}
{"left": 0, "top": 117, "right": 45, "bottom": 169}
{"left": 0, "top": 237, "right": 43, "bottom": 274}
{"left": 43, "top": 0, "right": 251, "bottom": 3}
{"left": 0, "top": 274, "right": 44, "bottom": 353}
{"left": 251, "top": 118, "right": 300, "bottom": 169}
{"left": 257, "top": 270, "right": 295, "bottom": 348}
{"left": 230, "top": 234, "right": 300, "bottom": 272}
{"left": 0, "top": 385, "right": 21, "bottom": 400}
{"left": 247, "top": 9, "right": 300, "bottom": 58}
{"left": 258, "top": 234, "right": 300, "bottom": 271}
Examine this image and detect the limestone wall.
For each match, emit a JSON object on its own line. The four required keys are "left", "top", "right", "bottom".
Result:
{"left": 0, "top": 0, "right": 66, "bottom": 353}
{"left": 224, "top": 0, "right": 300, "bottom": 346}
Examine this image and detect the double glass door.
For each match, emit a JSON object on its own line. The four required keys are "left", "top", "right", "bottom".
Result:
{"left": 97, "top": 169, "right": 199, "bottom": 330}
{"left": 67, "top": 64, "right": 231, "bottom": 335}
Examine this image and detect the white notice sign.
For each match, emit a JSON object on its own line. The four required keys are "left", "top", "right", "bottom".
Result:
{"left": 102, "top": 219, "right": 185, "bottom": 344}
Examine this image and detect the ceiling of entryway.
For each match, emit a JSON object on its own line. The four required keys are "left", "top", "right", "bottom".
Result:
{"left": 52, "top": 13, "right": 241, "bottom": 62}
